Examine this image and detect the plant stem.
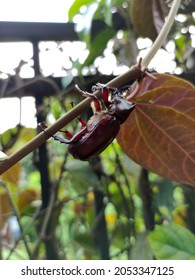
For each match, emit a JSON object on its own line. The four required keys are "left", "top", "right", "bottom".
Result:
{"left": 31, "top": 184, "right": 56, "bottom": 259}
{"left": 0, "top": 66, "right": 139, "bottom": 175}
{"left": 0, "top": 0, "right": 181, "bottom": 175}
{"left": 4, "top": 183, "right": 32, "bottom": 258}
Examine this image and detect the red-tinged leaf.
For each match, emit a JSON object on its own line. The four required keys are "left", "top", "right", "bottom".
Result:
{"left": 2, "top": 162, "right": 21, "bottom": 185}
{"left": 18, "top": 189, "right": 40, "bottom": 211}
{"left": 117, "top": 73, "right": 195, "bottom": 186}
{"left": 130, "top": 0, "right": 158, "bottom": 41}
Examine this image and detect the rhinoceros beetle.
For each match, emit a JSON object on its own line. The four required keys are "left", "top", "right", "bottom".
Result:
{"left": 41, "top": 83, "right": 136, "bottom": 160}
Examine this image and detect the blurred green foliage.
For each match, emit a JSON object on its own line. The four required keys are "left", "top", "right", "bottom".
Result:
{"left": 0, "top": 0, "right": 195, "bottom": 260}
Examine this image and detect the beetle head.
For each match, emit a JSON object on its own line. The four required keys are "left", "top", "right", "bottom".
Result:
{"left": 110, "top": 95, "right": 136, "bottom": 124}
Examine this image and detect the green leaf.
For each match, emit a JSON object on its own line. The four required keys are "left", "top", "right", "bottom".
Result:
{"left": 68, "top": 0, "right": 97, "bottom": 20}
{"left": 175, "top": 35, "right": 187, "bottom": 60}
{"left": 73, "top": 231, "right": 96, "bottom": 252}
{"left": 154, "top": 179, "right": 174, "bottom": 212}
{"left": 131, "top": 233, "right": 153, "bottom": 260}
{"left": 83, "top": 28, "right": 116, "bottom": 67}
{"left": 112, "top": 0, "right": 124, "bottom": 5}
{"left": 96, "top": 0, "right": 113, "bottom": 26}
{"left": 1, "top": 125, "right": 20, "bottom": 148}
{"left": 77, "top": 3, "right": 99, "bottom": 45}
{"left": 148, "top": 223, "right": 195, "bottom": 260}
{"left": 70, "top": 221, "right": 96, "bottom": 253}
{"left": 66, "top": 161, "right": 99, "bottom": 191}
{"left": 61, "top": 74, "right": 74, "bottom": 89}
{"left": 50, "top": 99, "right": 62, "bottom": 120}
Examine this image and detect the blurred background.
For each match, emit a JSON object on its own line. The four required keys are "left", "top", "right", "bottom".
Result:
{"left": 0, "top": 0, "right": 195, "bottom": 260}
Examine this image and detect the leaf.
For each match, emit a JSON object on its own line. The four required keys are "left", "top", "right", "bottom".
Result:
{"left": 117, "top": 74, "right": 195, "bottom": 186}
{"left": 50, "top": 99, "right": 62, "bottom": 120}
{"left": 61, "top": 74, "right": 74, "bottom": 89}
{"left": 131, "top": 233, "right": 154, "bottom": 260}
{"left": 175, "top": 35, "right": 188, "bottom": 61}
{"left": 18, "top": 189, "right": 39, "bottom": 211}
{"left": 68, "top": 0, "right": 97, "bottom": 20}
{"left": 148, "top": 223, "right": 195, "bottom": 260}
{"left": 130, "top": 0, "right": 158, "bottom": 41}
{"left": 173, "top": 205, "right": 187, "bottom": 227}
{"left": 0, "top": 187, "right": 11, "bottom": 229}
{"left": 73, "top": 231, "right": 96, "bottom": 252}
{"left": 2, "top": 126, "right": 36, "bottom": 152}
{"left": 80, "top": 3, "right": 99, "bottom": 43}
{"left": 17, "top": 127, "right": 36, "bottom": 144}
{"left": 154, "top": 179, "right": 174, "bottom": 212}
{"left": 70, "top": 221, "right": 96, "bottom": 252}
{"left": 2, "top": 162, "right": 21, "bottom": 185}
{"left": 69, "top": 2, "right": 99, "bottom": 45}
{"left": 1, "top": 125, "right": 21, "bottom": 150}
{"left": 66, "top": 160, "right": 99, "bottom": 191}
{"left": 130, "top": 0, "right": 169, "bottom": 40}
{"left": 83, "top": 29, "right": 116, "bottom": 67}
{"left": 97, "top": 0, "right": 113, "bottom": 26}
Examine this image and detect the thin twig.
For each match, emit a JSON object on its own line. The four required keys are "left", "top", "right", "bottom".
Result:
{"left": 31, "top": 184, "right": 55, "bottom": 259}
{"left": 3, "top": 183, "right": 32, "bottom": 258}
{"left": 0, "top": 65, "right": 140, "bottom": 175}
{"left": 6, "top": 204, "right": 41, "bottom": 260}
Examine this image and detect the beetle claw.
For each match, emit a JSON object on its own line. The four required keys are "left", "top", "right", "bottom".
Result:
{"left": 52, "top": 134, "right": 70, "bottom": 144}
{"left": 75, "top": 84, "right": 95, "bottom": 98}
{"left": 92, "top": 83, "right": 106, "bottom": 91}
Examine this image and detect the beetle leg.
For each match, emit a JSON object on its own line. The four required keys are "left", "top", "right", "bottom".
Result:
{"left": 52, "top": 129, "right": 87, "bottom": 144}
{"left": 77, "top": 117, "right": 87, "bottom": 127}
{"left": 52, "top": 134, "right": 72, "bottom": 144}
{"left": 94, "top": 83, "right": 114, "bottom": 108}
{"left": 59, "top": 129, "right": 73, "bottom": 139}
{"left": 101, "top": 86, "right": 111, "bottom": 107}
{"left": 91, "top": 99, "right": 101, "bottom": 112}
{"left": 56, "top": 127, "right": 87, "bottom": 143}
{"left": 39, "top": 122, "right": 73, "bottom": 142}
{"left": 75, "top": 84, "right": 102, "bottom": 112}
{"left": 69, "top": 101, "right": 87, "bottom": 127}
{"left": 58, "top": 127, "right": 88, "bottom": 141}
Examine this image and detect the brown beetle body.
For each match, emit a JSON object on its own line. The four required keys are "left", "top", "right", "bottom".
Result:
{"left": 42, "top": 84, "right": 136, "bottom": 160}
{"left": 68, "top": 112, "right": 120, "bottom": 160}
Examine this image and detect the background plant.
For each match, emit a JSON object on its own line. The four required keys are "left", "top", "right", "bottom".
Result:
{"left": 0, "top": 0, "right": 195, "bottom": 260}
